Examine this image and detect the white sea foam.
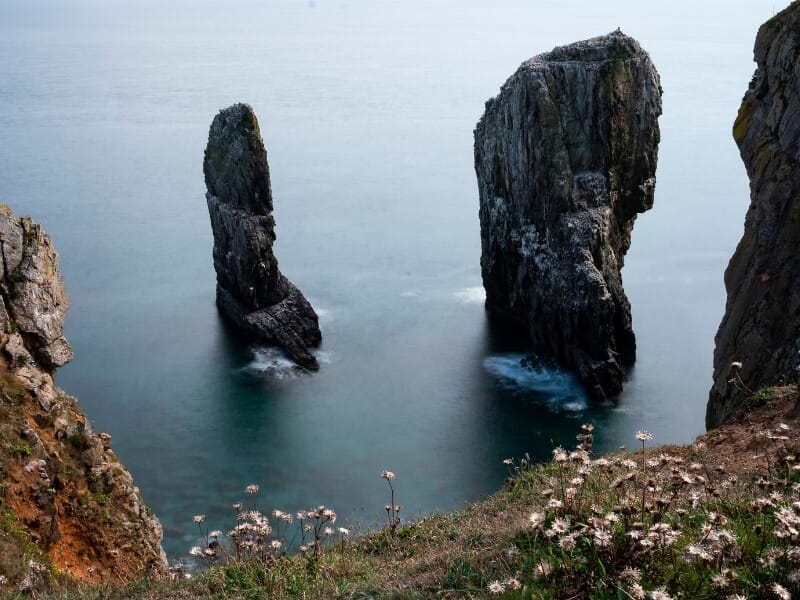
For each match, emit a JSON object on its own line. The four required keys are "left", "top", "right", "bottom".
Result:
{"left": 483, "top": 353, "right": 587, "bottom": 412}
{"left": 245, "top": 347, "right": 304, "bottom": 379}
{"left": 455, "top": 286, "right": 485, "bottom": 304}
{"left": 313, "top": 350, "right": 335, "bottom": 364}
{"left": 400, "top": 290, "right": 421, "bottom": 298}
{"left": 315, "top": 307, "right": 333, "bottom": 323}
{"left": 244, "top": 346, "right": 334, "bottom": 378}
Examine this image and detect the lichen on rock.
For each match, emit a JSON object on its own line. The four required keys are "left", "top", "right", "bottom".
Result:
{"left": 707, "top": 1, "right": 800, "bottom": 429}
{"left": 0, "top": 206, "right": 167, "bottom": 587}
{"left": 475, "top": 30, "right": 662, "bottom": 400}
{"left": 204, "top": 103, "right": 322, "bottom": 370}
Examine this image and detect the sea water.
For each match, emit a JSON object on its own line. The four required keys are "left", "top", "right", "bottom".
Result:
{"left": 0, "top": 0, "right": 779, "bottom": 558}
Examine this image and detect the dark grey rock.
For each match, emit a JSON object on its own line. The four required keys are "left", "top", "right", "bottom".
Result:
{"left": 204, "top": 103, "right": 321, "bottom": 369}
{"left": 707, "top": 2, "right": 800, "bottom": 428}
{"left": 475, "top": 31, "right": 662, "bottom": 400}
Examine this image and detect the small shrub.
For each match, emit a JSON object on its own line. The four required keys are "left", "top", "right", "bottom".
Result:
{"left": 749, "top": 386, "right": 777, "bottom": 409}
{"left": 8, "top": 441, "right": 31, "bottom": 457}
{"left": 68, "top": 431, "right": 88, "bottom": 450}
{"left": 8, "top": 268, "right": 24, "bottom": 284}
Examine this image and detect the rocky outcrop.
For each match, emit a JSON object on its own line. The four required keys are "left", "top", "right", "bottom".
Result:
{"left": 204, "top": 104, "right": 321, "bottom": 370}
{"left": 707, "top": 2, "right": 800, "bottom": 429}
{"left": 475, "top": 31, "right": 662, "bottom": 400}
{"left": 0, "top": 206, "right": 167, "bottom": 589}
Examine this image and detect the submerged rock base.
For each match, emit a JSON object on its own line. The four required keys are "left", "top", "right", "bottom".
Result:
{"left": 475, "top": 31, "right": 662, "bottom": 400}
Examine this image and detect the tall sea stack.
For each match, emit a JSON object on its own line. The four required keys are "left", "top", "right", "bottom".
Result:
{"left": 708, "top": 2, "right": 800, "bottom": 428}
{"left": 204, "top": 103, "right": 321, "bottom": 369}
{"left": 475, "top": 31, "right": 662, "bottom": 400}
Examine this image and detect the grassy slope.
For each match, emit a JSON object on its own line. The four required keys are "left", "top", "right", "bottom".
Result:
{"left": 3, "top": 388, "right": 800, "bottom": 599}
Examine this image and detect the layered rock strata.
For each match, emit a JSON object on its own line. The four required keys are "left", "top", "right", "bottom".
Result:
{"left": 475, "top": 31, "right": 662, "bottom": 400}
{"left": 708, "top": 2, "right": 800, "bottom": 428}
{"left": 204, "top": 104, "right": 321, "bottom": 369}
{"left": 0, "top": 206, "right": 167, "bottom": 588}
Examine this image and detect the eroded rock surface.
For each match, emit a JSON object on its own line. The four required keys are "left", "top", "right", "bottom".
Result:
{"left": 708, "top": 2, "right": 800, "bottom": 428}
{"left": 475, "top": 31, "right": 662, "bottom": 400}
{"left": 204, "top": 104, "right": 321, "bottom": 369}
{"left": 0, "top": 206, "right": 167, "bottom": 588}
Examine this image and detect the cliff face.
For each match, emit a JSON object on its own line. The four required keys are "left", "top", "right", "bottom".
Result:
{"left": 0, "top": 207, "right": 166, "bottom": 590}
{"left": 204, "top": 104, "right": 321, "bottom": 370}
{"left": 475, "top": 31, "right": 662, "bottom": 400}
{"left": 708, "top": 2, "right": 800, "bottom": 429}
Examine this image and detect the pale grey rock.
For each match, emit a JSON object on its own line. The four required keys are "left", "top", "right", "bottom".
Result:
{"left": 0, "top": 212, "right": 73, "bottom": 368}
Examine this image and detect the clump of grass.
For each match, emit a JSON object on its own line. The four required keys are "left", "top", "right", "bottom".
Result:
{"left": 481, "top": 422, "right": 800, "bottom": 599}
{"left": 0, "top": 510, "right": 57, "bottom": 595}
{"left": 750, "top": 386, "right": 778, "bottom": 409}
{"left": 7, "top": 442, "right": 31, "bottom": 457}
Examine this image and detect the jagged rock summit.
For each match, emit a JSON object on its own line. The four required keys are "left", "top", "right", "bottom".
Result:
{"left": 708, "top": 1, "right": 800, "bottom": 429}
{"left": 0, "top": 206, "right": 166, "bottom": 586}
{"left": 475, "top": 31, "right": 662, "bottom": 400}
{"left": 204, "top": 103, "right": 321, "bottom": 370}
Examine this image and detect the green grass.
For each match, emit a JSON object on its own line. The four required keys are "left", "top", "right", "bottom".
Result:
{"left": 6, "top": 442, "right": 30, "bottom": 458}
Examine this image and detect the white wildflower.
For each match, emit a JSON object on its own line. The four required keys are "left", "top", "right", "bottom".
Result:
{"left": 529, "top": 511, "right": 545, "bottom": 529}
{"left": 534, "top": 560, "right": 552, "bottom": 578}
{"left": 488, "top": 580, "right": 505, "bottom": 594}
{"left": 504, "top": 577, "right": 521, "bottom": 590}
{"left": 773, "top": 583, "right": 790, "bottom": 600}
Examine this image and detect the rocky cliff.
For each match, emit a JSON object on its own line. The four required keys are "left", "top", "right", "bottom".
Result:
{"left": 0, "top": 206, "right": 166, "bottom": 590}
{"left": 475, "top": 31, "right": 662, "bottom": 400}
{"left": 204, "top": 104, "right": 321, "bottom": 370}
{"left": 707, "top": 2, "right": 800, "bottom": 428}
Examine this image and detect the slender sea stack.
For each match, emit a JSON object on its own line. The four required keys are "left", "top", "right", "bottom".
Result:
{"left": 475, "top": 31, "right": 662, "bottom": 400}
{"left": 0, "top": 206, "right": 167, "bottom": 585}
{"left": 204, "top": 103, "right": 321, "bottom": 370}
{"left": 708, "top": 2, "right": 800, "bottom": 428}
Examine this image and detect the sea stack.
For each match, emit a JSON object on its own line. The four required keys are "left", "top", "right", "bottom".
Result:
{"left": 708, "top": 2, "right": 800, "bottom": 428}
{"left": 204, "top": 103, "right": 321, "bottom": 370}
{"left": 475, "top": 31, "right": 662, "bottom": 400}
{"left": 0, "top": 206, "right": 167, "bottom": 585}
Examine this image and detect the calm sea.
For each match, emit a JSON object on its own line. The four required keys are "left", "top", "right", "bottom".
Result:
{"left": 0, "top": 0, "right": 779, "bottom": 559}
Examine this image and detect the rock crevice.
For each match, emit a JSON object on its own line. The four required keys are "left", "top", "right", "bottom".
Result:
{"left": 475, "top": 31, "right": 662, "bottom": 400}
{"left": 204, "top": 104, "right": 321, "bottom": 369}
{"left": 708, "top": 1, "right": 800, "bottom": 428}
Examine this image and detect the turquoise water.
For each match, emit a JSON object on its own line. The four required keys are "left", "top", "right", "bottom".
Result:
{"left": 0, "top": 0, "right": 779, "bottom": 559}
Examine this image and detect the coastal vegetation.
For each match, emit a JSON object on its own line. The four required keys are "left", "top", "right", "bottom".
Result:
{"left": 2, "top": 386, "right": 799, "bottom": 599}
